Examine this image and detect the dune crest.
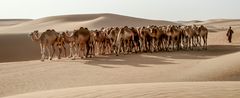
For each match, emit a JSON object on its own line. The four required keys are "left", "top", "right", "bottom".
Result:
{"left": 0, "top": 13, "right": 177, "bottom": 34}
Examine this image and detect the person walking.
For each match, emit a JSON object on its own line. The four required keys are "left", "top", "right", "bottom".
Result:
{"left": 226, "top": 26, "right": 234, "bottom": 43}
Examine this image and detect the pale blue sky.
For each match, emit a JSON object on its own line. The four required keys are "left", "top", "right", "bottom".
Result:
{"left": 0, "top": 0, "right": 239, "bottom": 20}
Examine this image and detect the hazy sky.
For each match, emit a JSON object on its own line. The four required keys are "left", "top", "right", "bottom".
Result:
{"left": 0, "top": 0, "right": 239, "bottom": 20}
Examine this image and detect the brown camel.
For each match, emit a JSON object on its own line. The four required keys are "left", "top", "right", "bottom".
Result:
{"left": 182, "top": 25, "right": 198, "bottom": 50}
{"left": 165, "top": 25, "right": 182, "bottom": 51}
{"left": 92, "top": 28, "right": 109, "bottom": 55}
{"left": 29, "top": 29, "right": 58, "bottom": 61}
{"left": 56, "top": 32, "right": 67, "bottom": 59}
{"left": 61, "top": 28, "right": 90, "bottom": 59}
{"left": 197, "top": 25, "right": 208, "bottom": 50}
{"left": 149, "top": 25, "right": 165, "bottom": 52}
{"left": 72, "top": 27, "right": 91, "bottom": 59}
{"left": 129, "top": 27, "right": 141, "bottom": 53}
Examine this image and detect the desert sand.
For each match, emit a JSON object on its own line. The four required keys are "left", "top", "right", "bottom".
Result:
{"left": 0, "top": 13, "right": 240, "bottom": 98}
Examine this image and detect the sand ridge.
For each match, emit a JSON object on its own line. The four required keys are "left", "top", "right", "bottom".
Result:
{"left": 0, "top": 13, "right": 177, "bottom": 34}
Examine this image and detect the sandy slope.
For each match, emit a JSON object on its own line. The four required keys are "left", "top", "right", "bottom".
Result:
{"left": 1, "top": 46, "right": 240, "bottom": 97}
{"left": 0, "top": 14, "right": 240, "bottom": 98}
{"left": 3, "top": 82, "right": 240, "bottom": 98}
{"left": 0, "top": 13, "right": 177, "bottom": 34}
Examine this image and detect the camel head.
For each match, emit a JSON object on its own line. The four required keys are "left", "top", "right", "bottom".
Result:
{"left": 29, "top": 30, "right": 40, "bottom": 42}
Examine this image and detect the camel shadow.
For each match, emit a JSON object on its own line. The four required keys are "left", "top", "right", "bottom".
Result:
{"left": 150, "top": 45, "right": 240, "bottom": 60}
{"left": 83, "top": 53, "right": 176, "bottom": 68}
{"left": 83, "top": 45, "right": 240, "bottom": 68}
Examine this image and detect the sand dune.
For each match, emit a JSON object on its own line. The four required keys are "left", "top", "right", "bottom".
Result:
{"left": 177, "top": 51, "right": 240, "bottom": 81}
{"left": 0, "top": 13, "right": 177, "bottom": 34}
{"left": 0, "top": 13, "right": 240, "bottom": 98}
{"left": 3, "top": 82, "right": 240, "bottom": 98}
{"left": 0, "top": 45, "right": 240, "bottom": 97}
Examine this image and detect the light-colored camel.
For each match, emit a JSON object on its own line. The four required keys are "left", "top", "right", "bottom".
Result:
{"left": 106, "top": 27, "right": 120, "bottom": 54}
{"left": 138, "top": 26, "right": 152, "bottom": 52}
{"left": 115, "top": 26, "right": 135, "bottom": 56}
{"left": 29, "top": 29, "right": 58, "bottom": 61}
{"left": 62, "top": 31, "right": 76, "bottom": 58}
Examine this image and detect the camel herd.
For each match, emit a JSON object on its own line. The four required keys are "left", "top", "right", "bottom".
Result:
{"left": 29, "top": 25, "right": 208, "bottom": 61}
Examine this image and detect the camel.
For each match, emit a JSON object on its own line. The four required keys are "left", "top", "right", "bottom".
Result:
{"left": 158, "top": 26, "right": 170, "bottom": 51}
{"left": 61, "top": 27, "right": 91, "bottom": 59}
{"left": 88, "top": 31, "right": 96, "bottom": 58}
{"left": 92, "top": 28, "right": 110, "bottom": 55}
{"left": 72, "top": 27, "right": 91, "bottom": 59}
{"left": 129, "top": 27, "right": 141, "bottom": 53}
{"left": 56, "top": 33, "right": 67, "bottom": 59}
{"left": 29, "top": 29, "right": 58, "bottom": 61}
{"left": 138, "top": 26, "right": 152, "bottom": 52}
{"left": 62, "top": 31, "right": 76, "bottom": 58}
{"left": 115, "top": 26, "right": 136, "bottom": 56}
{"left": 148, "top": 25, "right": 165, "bottom": 52}
{"left": 182, "top": 25, "right": 198, "bottom": 50}
{"left": 106, "top": 27, "right": 120, "bottom": 54}
{"left": 165, "top": 25, "right": 182, "bottom": 51}
{"left": 197, "top": 25, "right": 208, "bottom": 50}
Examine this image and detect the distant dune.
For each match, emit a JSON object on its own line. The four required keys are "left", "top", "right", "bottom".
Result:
{"left": 180, "top": 19, "right": 240, "bottom": 32}
{"left": 0, "top": 13, "right": 177, "bottom": 34}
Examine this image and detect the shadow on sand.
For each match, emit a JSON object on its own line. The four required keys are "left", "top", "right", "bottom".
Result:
{"left": 80, "top": 45, "right": 240, "bottom": 68}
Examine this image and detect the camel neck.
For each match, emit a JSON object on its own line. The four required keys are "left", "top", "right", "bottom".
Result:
{"left": 32, "top": 33, "right": 41, "bottom": 42}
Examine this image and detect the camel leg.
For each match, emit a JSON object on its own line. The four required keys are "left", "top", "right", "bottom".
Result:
{"left": 203, "top": 36, "right": 208, "bottom": 50}
{"left": 171, "top": 37, "right": 175, "bottom": 51}
{"left": 69, "top": 43, "right": 73, "bottom": 58}
{"left": 187, "top": 38, "right": 190, "bottom": 50}
{"left": 191, "top": 37, "right": 194, "bottom": 49}
{"left": 143, "top": 38, "right": 147, "bottom": 52}
{"left": 47, "top": 46, "right": 53, "bottom": 60}
{"left": 151, "top": 38, "right": 155, "bottom": 52}
{"left": 40, "top": 43, "right": 45, "bottom": 61}
{"left": 58, "top": 47, "right": 62, "bottom": 59}
{"left": 63, "top": 45, "right": 67, "bottom": 58}
{"left": 52, "top": 45, "right": 56, "bottom": 60}
{"left": 79, "top": 44, "right": 83, "bottom": 59}
{"left": 72, "top": 44, "right": 78, "bottom": 60}
{"left": 86, "top": 42, "right": 90, "bottom": 58}
{"left": 189, "top": 37, "right": 193, "bottom": 50}
{"left": 167, "top": 37, "right": 171, "bottom": 51}
{"left": 95, "top": 42, "right": 98, "bottom": 55}
{"left": 197, "top": 36, "right": 202, "bottom": 50}
{"left": 116, "top": 42, "right": 120, "bottom": 56}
